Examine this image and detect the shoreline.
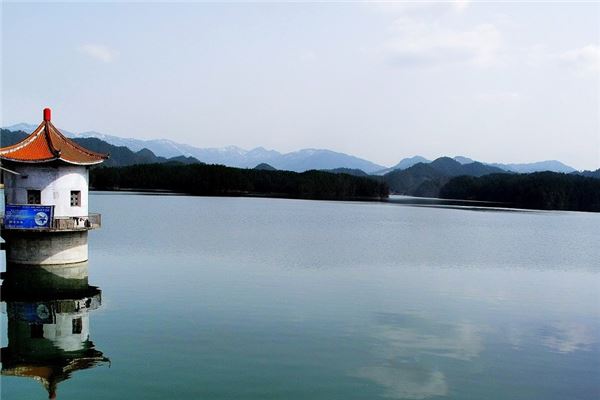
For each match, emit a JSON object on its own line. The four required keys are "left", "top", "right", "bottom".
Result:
{"left": 89, "top": 187, "right": 388, "bottom": 202}
{"left": 90, "top": 188, "right": 598, "bottom": 213}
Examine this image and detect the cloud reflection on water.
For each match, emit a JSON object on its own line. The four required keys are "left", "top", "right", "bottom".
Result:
{"left": 505, "top": 321, "right": 596, "bottom": 354}
{"left": 540, "top": 322, "right": 595, "bottom": 354}
{"left": 358, "top": 364, "right": 447, "bottom": 400}
{"left": 356, "top": 312, "right": 485, "bottom": 399}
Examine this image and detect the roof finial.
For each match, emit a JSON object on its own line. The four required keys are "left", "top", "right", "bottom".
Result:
{"left": 43, "top": 108, "right": 51, "bottom": 122}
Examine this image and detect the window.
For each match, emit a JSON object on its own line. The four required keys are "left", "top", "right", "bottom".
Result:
{"left": 30, "top": 324, "right": 44, "bottom": 339}
{"left": 70, "top": 191, "right": 81, "bottom": 207}
{"left": 27, "top": 190, "right": 41, "bottom": 204}
{"left": 72, "top": 317, "right": 82, "bottom": 334}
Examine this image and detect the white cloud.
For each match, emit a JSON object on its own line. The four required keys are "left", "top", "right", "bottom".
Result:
{"left": 79, "top": 44, "right": 118, "bottom": 63}
{"left": 525, "top": 43, "right": 599, "bottom": 77}
{"left": 299, "top": 50, "right": 317, "bottom": 63}
{"left": 369, "top": 0, "right": 470, "bottom": 15}
{"left": 476, "top": 91, "right": 521, "bottom": 103}
{"left": 452, "top": 0, "right": 470, "bottom": 12}
{"left": 383, "top": 18, "right": 503, "bottom": 68}
{"left": 558, "top": 44, "right": 600, "bottom": 76}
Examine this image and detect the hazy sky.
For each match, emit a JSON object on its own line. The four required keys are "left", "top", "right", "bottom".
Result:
{"left": 2, "top": 1, "right": 599, "bottom": 170}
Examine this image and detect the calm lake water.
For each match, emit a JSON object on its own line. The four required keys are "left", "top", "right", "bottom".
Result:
{"left": 2, "top": 193, "right": 599, "bottom": 399}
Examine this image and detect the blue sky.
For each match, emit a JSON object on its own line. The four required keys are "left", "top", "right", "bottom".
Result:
{"left": 2, "top": 1, "right": 599, "bottom": 170}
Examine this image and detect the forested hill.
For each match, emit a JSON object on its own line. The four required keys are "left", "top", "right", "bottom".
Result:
{"left": 0, "top": 129, "right": 28, "bottom": 146}
{"left": 576, "top": 169, "right": 600, "bottom": 179}
{"left": 382, "top": 157, "right": 507, "bottom": 197}
{"left": 439, "top": 172, "right": 600, "bottom": 212}
{"left": 90, "top": 163, "right": 389, "bottom": 200}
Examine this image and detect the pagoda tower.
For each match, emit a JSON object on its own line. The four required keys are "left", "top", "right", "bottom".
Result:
{"left": 0, "top": 108, "right": 108, "bottom": 265}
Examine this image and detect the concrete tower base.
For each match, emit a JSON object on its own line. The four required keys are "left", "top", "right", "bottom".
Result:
{"left": 1, "top": 230, "right": 89, "bottom": 265}
{"left": 2, "top": 262, "right": 90, "bottom": 292}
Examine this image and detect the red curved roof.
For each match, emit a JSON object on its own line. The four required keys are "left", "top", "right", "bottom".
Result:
{"left": 0, "top": 114, "right": 108, "bottom": 165}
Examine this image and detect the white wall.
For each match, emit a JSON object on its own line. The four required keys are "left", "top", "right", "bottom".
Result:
{"left": 9, "top": 310, "right": 91, "bottom": 355}
{"left": 44, "top": 312, "right": 90, "bottom": 352}
{"left": 4, "top": 164, "right": 89, "bottom": 217}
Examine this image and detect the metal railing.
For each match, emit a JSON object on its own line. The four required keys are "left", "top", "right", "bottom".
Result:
{"left": 51, "top": 214, "right": 101, "bottom": 230}
{"left": 0, "top": 213, "right": 101, "bottom": 231}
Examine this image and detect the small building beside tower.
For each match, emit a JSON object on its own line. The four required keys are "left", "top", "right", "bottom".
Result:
{"left": 0, "top": 108, "right": 108, "bottom": 265}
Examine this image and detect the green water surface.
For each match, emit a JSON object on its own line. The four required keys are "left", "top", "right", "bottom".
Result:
{"left": 1, "top": 193, "right": 599, "bottom": 399}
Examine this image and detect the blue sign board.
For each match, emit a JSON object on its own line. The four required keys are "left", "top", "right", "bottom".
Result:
{"left": 12, "top": 302, "right": 55, "bottom": 324}
{"left": 4, "top": 204, "right": 54, "bottom": 229}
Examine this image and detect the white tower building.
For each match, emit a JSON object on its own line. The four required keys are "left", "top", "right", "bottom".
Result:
{"left": 0, "top": 108, "right": 108, "bottom": 265}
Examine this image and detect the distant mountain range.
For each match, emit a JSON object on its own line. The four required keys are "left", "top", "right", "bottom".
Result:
{"left": 374, "top": 155, "right": 430, "bottom": 175}
{"left": 2, "top": 126, "right": 598, "bottom": 200}
{"left": 488, "top": 160, "right": 576, "bottom": 174}
{"left": 2, "top": 123, "right": 385, "bottom": 173}
{"left": 0, "top": 123, "right": 584, "bottom": 175}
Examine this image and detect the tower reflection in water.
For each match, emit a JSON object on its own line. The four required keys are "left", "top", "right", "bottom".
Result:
{"left": 1, "top": 262, "right": 109, "bottom": 399}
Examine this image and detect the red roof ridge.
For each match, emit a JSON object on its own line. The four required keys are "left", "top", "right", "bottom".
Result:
{"left": 45, "top": 121, "right": 109, "bottom": 161}
{"left": 44, "top": 121, "right": 61, "bottom": 157}
{"left": 0, "top": 110, "right": 109, "bottom": 165}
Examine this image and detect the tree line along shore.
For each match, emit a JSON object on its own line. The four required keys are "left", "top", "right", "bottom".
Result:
{"left": 439, "top": 172, "right": 600, "bottom": 212}
{"left": 89, "top": 163, "right": 600, "bottom": 212}
{"left": 90, "top": 163, "right": 389, "bottom": 201}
